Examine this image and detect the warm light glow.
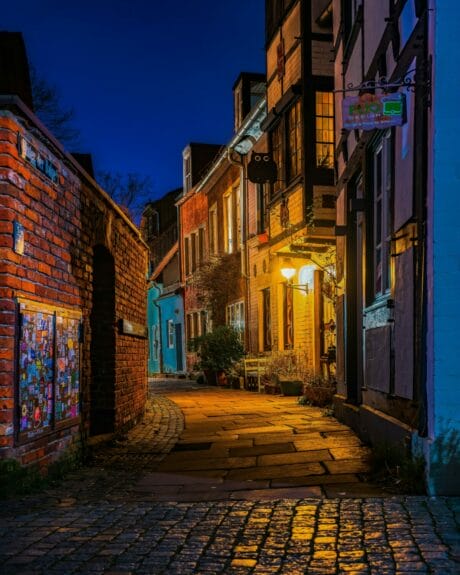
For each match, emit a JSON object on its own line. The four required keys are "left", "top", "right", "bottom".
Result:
{"left": 299, "top": 265, "right": 315, "bottom": 289}
{"left": 281, "top": 258, "right": 296, "bottom": 281}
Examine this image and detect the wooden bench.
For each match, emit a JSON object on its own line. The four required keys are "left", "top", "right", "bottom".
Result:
{"left": 243, "top": 357, "right": 269, "bottom": 392}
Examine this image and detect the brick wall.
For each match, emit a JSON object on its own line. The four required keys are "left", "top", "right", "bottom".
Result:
{"left": 0, "top": 106, "right": 148, "bottom": 468}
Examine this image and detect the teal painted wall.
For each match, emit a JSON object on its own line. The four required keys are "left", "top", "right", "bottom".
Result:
{"left": 147, "top": 284, "right": 161, "bottom": 374}
{"left": 158, "top": 292, "right": 185, "bottom": 374}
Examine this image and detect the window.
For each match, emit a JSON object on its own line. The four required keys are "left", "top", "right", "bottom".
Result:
{"left": 200, "top": 311, "right": 208, "bottom": 336}
{"left": 191, "top": 232, "right": 197, "bottom": 272}
{"left": 209, "top": 204, "right": 218, "bottom": 255}
{"left": 342, "top": 0, "right": 363, "bottom": 43}
{"left": 373, "top": 132, "right": 393, "bottom": 297}
{"left": 271, "top": 121, "right": 284, "bottom": 196}
{"left": 184, "top": 237, "right": 190, "bottom": 276}
{"left": 147, "top": 211, "right": 159, "bottom": 240}
{"left": 226, "top": 301, "right": 245, "bottom": 340}
{"left": 257, "top": 184, "right": 268, "bottom": 234}
{"left": 283, "top": 283, "right": 294, "bottom": 349}
{"left": 167, "top": 320, "right": 175, "bottom": 348}
{"left": 192, "top": 312, "right": 199, "bottom": 341}
{"left": 17, "top": 300, "right": 81, "bottom": 439}
{"left": 198, "top": 227, "right": 205, "bottom": 266}
{"left": 262, "top": 288, "right": 272, "bottom": 351}
{"left": 224, "top": 192, "right": 234, "bottom": 253}
{"left": 183, "top": 152, "right": 192, "bottom": 193}
{"left": 235, "top": 185, "right": 241, "bottom": 250}
{"left": 316, "top": 92, "right": 334, "bottom": 169}
{"left": 287, "top": 100, "right": 302, "bottom": 181}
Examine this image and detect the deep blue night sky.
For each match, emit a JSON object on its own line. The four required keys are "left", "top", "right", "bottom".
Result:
{"left": 2, "top": 0, "right": 265, "bottom": 198}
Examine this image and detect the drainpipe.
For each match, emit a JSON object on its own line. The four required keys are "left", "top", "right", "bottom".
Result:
{"left": 227, "top": 147, "right": 251, "bottom": 350}
{"left": 152, "top": 282, "right": 163, "bottom": 374}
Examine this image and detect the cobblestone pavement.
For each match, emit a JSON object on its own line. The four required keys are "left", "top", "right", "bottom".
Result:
{"left": 1, "top": 379, "right": 459, "bottom": 575}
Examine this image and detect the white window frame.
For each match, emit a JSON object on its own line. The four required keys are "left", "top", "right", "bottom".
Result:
{"left": 226, "top": 300, "right": 245, "bottom": 340}
{"left": 167, "top": 320, "right": 175, "bottom": 348}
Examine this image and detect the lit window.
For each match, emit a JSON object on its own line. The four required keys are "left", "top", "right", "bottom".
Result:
{"left": 262, "top": 288, "right": 272, "bottom": 351}
{"left": 316, "top": 92, "right": 334, "bottom": 169}
{"left": 287, "top": 100, "right": 302, "bottom": 180}
{"left": 224, "top": 192, "right": 234, "bottom": 253}
{"left": 271, "top": 122, "right": 283, "bottom": 196}
{"left": 283, "top": 283, "right": 294, "bottom": 349}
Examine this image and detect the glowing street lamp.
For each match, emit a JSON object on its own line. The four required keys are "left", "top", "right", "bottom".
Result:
{"left": 280, "top": 258, "right": 296, "bottom": 281}
{"left": 280, "top": 258, "right": 315, "bottom": 295}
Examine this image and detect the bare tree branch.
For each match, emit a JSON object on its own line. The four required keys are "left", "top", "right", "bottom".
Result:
{"left": 29, "top": 65, "right": 80, "bottom": 147}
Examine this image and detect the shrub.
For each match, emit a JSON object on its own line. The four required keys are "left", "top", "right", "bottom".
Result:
{"left": 193, "top": 325, "right": 244, "bottom": 373}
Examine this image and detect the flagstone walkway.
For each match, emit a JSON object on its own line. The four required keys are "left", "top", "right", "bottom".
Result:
{"left": 135, "top": 381, "right": 384, "bottom": 501}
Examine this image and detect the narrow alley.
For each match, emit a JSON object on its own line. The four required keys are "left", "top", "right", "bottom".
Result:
{"left": 1, "top": 380, "right": 459, "bottom": 575}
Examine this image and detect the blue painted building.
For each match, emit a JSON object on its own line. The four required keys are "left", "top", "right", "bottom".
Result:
{"left": 141, "top": 189, "right": 185, "bottom": 376}
{"left": 151, "top": 279, "right": 185, "bottom": 374}
{"left": 422, "top": 0, "right": 460, "bottom": 494}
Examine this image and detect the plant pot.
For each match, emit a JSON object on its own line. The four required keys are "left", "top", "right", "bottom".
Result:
{"left": 278, "top": 377, "right": 303, "bottom": 396}
{"left": 204, "top": 369, "right": 218, "bottom": 386}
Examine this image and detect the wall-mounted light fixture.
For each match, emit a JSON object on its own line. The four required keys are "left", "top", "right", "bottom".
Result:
{"left": 280, "top": 258, "right": 315, "bottom": 295}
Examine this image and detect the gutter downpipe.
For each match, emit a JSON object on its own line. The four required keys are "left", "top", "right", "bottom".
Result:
{"left": 152, "top": 282, "right": 163, "bottom": 374}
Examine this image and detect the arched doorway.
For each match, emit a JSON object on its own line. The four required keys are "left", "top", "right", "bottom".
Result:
{"left": 90, "top": 245, "right": 116, "bottom": 435}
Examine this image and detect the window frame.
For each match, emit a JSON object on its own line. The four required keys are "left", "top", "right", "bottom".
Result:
{"left": 287, "top": 99, "right": 302, "bottom": 182}
{"left": 270, "top": 119, "right": 284, "bottom": 197}
{"left": 371, "top": 130, "right": 393, "bottom": 299}
{"left": 226, "top": 300, "right": 245, "bottom": 341}
{"left": 315, "top": 91, "right": 334, "bottom": 170}
{"left": 166, "top": 319, "right": 175, "bottom": 349}
{"left": 262, "top": 288, "right": 272, "bottom": 351}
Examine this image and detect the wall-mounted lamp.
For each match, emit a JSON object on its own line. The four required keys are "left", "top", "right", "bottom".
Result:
{"left": 280, "top": 258, "right": 296, "bottom": 281}
{"left": 280, "top": 258, "right": 315, "bottom": 295}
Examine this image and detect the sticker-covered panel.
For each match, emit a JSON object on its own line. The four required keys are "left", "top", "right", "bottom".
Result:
{"left": 19, "top": 310, "right": 55, "bottom": 434}
{"left": 55, "top": 315, "right": 80, "bottom": 422}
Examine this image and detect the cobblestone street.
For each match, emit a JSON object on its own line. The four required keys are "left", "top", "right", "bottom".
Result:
{"left": 1, "top": 379, "right": 459, "bottom": 574}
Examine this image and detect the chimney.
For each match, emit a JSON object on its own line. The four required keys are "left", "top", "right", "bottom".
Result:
{"left": 0, "top": 32, "right": 34, "bottom": 111}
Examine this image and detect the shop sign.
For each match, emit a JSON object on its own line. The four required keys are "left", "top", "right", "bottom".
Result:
{"left": 342, "top": 92, "right": 406, "bottom": 130}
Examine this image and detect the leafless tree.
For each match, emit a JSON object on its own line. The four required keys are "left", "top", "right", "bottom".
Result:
{"left": 97, "top": 171, "right": 153, "bottom": 224}
{"left": 29, "top": 65, "right": 80, "bottom": 147}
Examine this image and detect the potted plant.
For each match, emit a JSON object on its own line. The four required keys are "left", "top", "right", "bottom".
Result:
{"left": 194, "top": 326, "right": 244, "bottom": 386}
{"left": 266, "top": 351, "right": 306, "bottom": 396}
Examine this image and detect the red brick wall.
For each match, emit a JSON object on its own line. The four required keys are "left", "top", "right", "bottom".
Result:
{"left": 0, "top": 109, "right": 148, "bottom": 468}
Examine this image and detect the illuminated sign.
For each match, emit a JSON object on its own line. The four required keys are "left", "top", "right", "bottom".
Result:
{"left": 342, "top": 92, "right": 406, "bottom": 131}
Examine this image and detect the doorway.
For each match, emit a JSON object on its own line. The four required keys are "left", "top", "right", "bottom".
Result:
{"left": 90, "top": 245, "right": 116, "bottom": 435}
